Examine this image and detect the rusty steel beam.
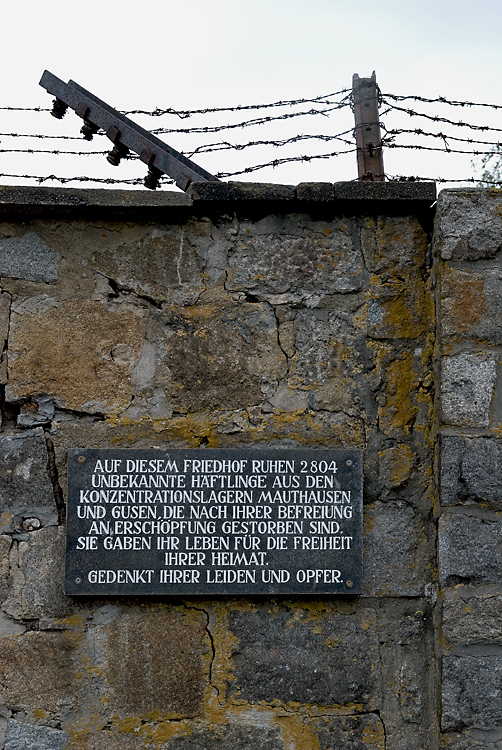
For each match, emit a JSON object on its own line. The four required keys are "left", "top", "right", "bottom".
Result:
{"left": 39, "top": 70, "right": 219, "bottom": 191}
{"left": 352, "top": 72, "right": 384, "bottom": 181}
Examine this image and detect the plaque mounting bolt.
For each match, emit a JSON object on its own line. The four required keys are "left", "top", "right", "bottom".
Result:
{"left": 346, "top": 459, "right": 353, "bottom": 466}
{"left": 78, "top": 456, "right": 86, "bottom": 463}
{"left": 75, "top": 577, "right": 82, "bottom": 584}
{"left": 346, "top": 580, "right": 353, "bottom": 587}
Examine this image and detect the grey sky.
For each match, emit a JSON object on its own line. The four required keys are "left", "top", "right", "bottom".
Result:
{"left": 1, "top": 0, "right": 501, "bottom": 189}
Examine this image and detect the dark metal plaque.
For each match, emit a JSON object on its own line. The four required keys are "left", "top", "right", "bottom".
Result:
{"left": 66, "top": 449, "right": 363, "bottom": 596}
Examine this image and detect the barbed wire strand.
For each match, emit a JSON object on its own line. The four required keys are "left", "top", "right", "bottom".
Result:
{"left": 216, "top": 147, "right": 357, "bottom": 178}
{"left": 380, "top": 99, "right": 502, "bottom": 133}
{"left": 382, "top": 93, "right": 502, "bottom": 110}
{"left": 0, "top": 172, "right": 174, "bottom": 186}
{"left": 381, "top": 125, "right": 502, "bottom": 148}
{"left": 123, "top": 89, "right": 352, "bottom": 117}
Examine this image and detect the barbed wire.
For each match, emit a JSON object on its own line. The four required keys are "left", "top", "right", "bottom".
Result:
{"left": 216, "top": 147, "right": 357, "bottom": 178}
{"left": 0, "top": 172, "right": 173, "bottom": 186}
{"left": 384, "top": 143, "right": 500, "bottom": 156}
{"left": 381, "top": 125, "right": 502, "bottom": 148}
{"left": 150, "top": 101, "right": 351, "bottom": 135}
{"left": 387, "top": 173, "right": 502, "bottom": 184}
{"left": 186, "top": 129, "right": 355, "bottom": 157}
{"left": 123, "top": 90, "right": 351, "bottom": 117}
{"left": 0, "top": 131, "right": 101, "bottom": 140}
{"left": 382, "top": 93, "right": 502, "bottom": 110}
{"left": 380, "top": 99, "right": 502, "bottom": 133}
{"left": 0, "top": 148, "right": 116, "bottom": 156}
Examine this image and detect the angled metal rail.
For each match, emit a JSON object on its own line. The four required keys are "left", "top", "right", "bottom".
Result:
{"left": 39, "top": 70, "right": 219, "bottom": 191}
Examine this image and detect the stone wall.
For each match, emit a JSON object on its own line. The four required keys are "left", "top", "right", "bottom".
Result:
{"left": 436, "top": 188, "right": 502, "bottom": 750}
{"left": 0, "top": 180, "right": 492, "bottom": 750}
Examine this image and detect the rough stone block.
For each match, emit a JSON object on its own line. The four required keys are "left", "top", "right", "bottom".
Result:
{"left": 8, "top": 299, "right": 147, "bottom": 416}
{"left": 226, "top": 216, "right": 362, "bottom": 302}
{"left": 161, "top": 303, "right": 286, "bottom": 412}
{"left": 306, "top": 714, "right": 385, "bottom": 750}
{"left": 441, "top": 436, "right": 502, "bottom": 507}
{"left": 0, "top": 535, "right": 12, "bottom": 604}
{"left": 0, "top": 232, "right": 58, "bottom": 282}
{"left": 228, "top": 182, "right": 295, "bottom": 201}
{"left": 442, "top": 655, "right": 502, "bottom": 731}
{"left": 188, "top": 181, "right": 230, "bottom": 201}
{"left": 441, "top": 354, "right": 496, "bottom": 427}
{"left": 286, "top": 308, "right": 361, "bottom": 413}
{"left": 363, "top": 502, "right": 430, "bottom": 596}
{"left": 102, "top": 608, "right": 207, "bottom": 717}
{"left": 2, "top": 526, "right": 71, "bottom": 620}
{"left": 296, "top": 182, "right": 334, "bottom": 201}
{"left": 443, "top": 588, "right": 502, "bottom": 645}
{"left": 441, "top": 728, "right": 502, "bottom": 749}
{"left": 435, "top": 190, "right": 502, "bottom": 260}
{"left": 89, "top": 223, "right": 205, "bottom": 306}
{"left": 442, "top": 266, "right": 502, "bottom": 342}
{"left": 227, "top": 606, "right": 381, "bottom": 708}
{"left": 0, "top": 290, "right": 10, "bottom": 386}
{"left": 439, "top": 514, "right": 502, "bottom": 587}
{"left": 4, "top": 719, "right": 68, "bottom": 750}
{"left": 0, "top": 631, "right": 77, "bottom": 712}
{"left": 168, "top": 726, "right": 283, "bottom": 750}
{"left": 0, "top": 428, "right": 57, "bottom": 534}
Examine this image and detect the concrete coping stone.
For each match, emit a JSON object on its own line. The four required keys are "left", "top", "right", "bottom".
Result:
{"left": 0, "top": 181, "right": 437, "bottom": 220}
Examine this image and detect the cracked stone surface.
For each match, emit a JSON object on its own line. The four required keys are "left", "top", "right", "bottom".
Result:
{"left": 0, "top": 192, "right": 441, "bottom": 749}
{"left": 0, "top": 428, "right": 57, "bottom": 534}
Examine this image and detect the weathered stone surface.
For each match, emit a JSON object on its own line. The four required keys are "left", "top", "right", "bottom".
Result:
{"left": 296, "top": 182, "right": 334, "bottom": 201}
{"left": 68, "top": 733, "right": 146, "bottom": 750}
{"left": 2, "top": 526, "right": 71, "bottom": 620}
{"left": 363, "top": 502, "right": 429, "bottom": 596}
{"left": 378, "top": 444, "right": 415, "bottom": 488}
{"left": 4, "top": 719, "right": 68, "bottom": 750}
{"left": 17, "top": 396, "right": 55, "bottom": 428}
{"left": 441, "top": 436, "right": 502, "bottom": 507}
{"left": 0, "top": 610, "right": 26, "bottom": 636}
{"left": 8, "top": 299, "right": 147, "bottom": 415}
{"left": 0, "top": 290, "right": 10, "bottom": 386}
{"left": 0, "top": 428, "right": 57, "bottom": 534}
{"left": 441, "top": 354, "right": 496, "bottom": 426}
{"left": 90, "top": 224, "right": 205, "bottom": 305}
{"left": 441, "top": 728, "right": 502, "bottom": 749}
{"left": 188, "top": 181, "right": 230, "bottom": 201}
{"left": 439, "top": 514, "right": 502, "bottom": 587}
{"left": 226, "top": 217, "right": 362, "bottom": 302}
{"left": 287, "top": 308, "right": 361, "bottom": 413}
{"left": 228, "top": 182, "right": 295, "bottom": 201}
{"left": 443, "top": 588, "right": 502, "bottom": 645}
{"left": 435, "top": 190, "right": 502, "bottom": 260}
{"left": 442, "top": 266, "right": 502, "bottom": 342}
{"left": 307, "top": 714, "right": 385, "bottom": 750}
{"left": 168, "top": 726, "right": 283, "bottom": 750}
{"left": 227, "top": 606, "right": 380, "bottom": 708}
{"left": 101, "top": 608, "right": 207, "bottom": 717}
{"left": 161, "top": 303, "right": 286, "bottom": 412}
{"left": 0, "top": 232, "right": 58, "bottom": 282}
{"left": 442, "top": 655, "right": 502, "bottom": 731}
{"left": 0, "top": 631, "right": 76, "bottom": 711}
{"left": 0, "top": 535, "right": 12, "bottom": 604}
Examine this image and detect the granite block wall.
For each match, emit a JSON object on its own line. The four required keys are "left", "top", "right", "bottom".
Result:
{"left": 436, "top": 188, "right": 502, "bottom": 750}
{"left": 0, "top": 179, "right": 454, "bottom": 750}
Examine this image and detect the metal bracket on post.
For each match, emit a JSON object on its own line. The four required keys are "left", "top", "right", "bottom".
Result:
{"left": 352, "top": 72, "right": 384, "bottom": 181}
{"left": 39, "top": 70, "right": 220, "bottom": 191}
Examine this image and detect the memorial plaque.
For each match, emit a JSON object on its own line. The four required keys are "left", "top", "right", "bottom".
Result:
{"left": 66, "top": 448, "right": 363, "bottom": 596}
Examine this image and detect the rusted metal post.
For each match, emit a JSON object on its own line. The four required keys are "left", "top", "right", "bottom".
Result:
{"left": 352, "top": 72, "right": 384, "bottom": 181}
